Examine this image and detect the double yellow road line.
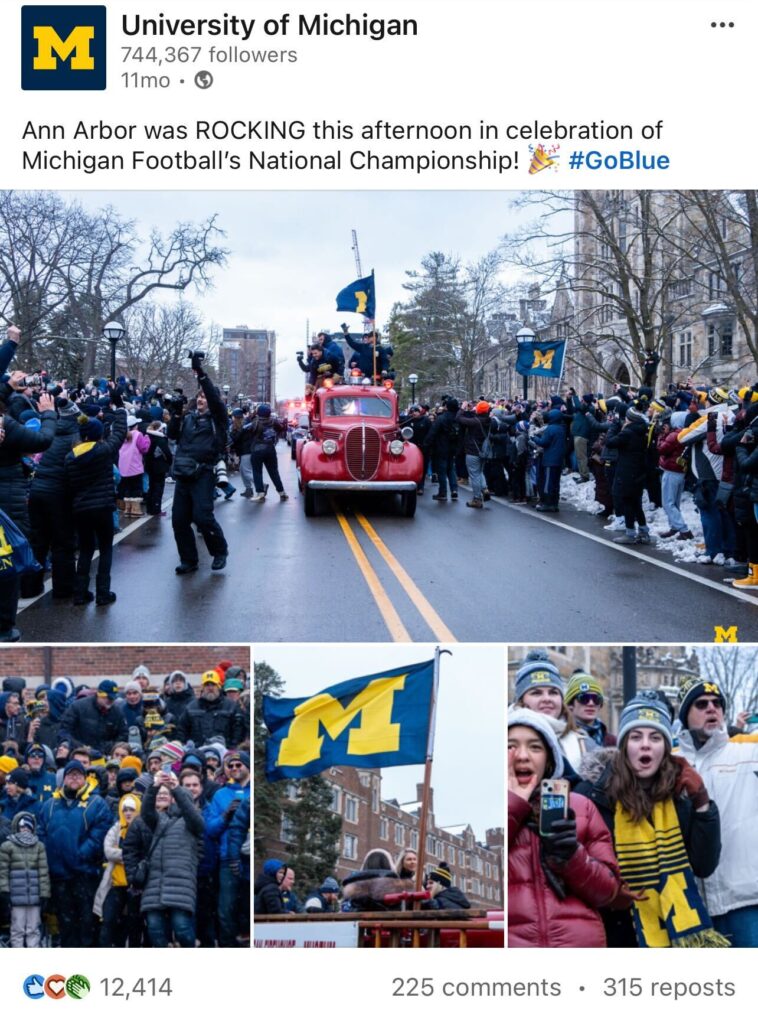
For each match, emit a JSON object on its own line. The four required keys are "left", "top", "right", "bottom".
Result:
{"left": 334, "top": 508, "right": 457, "bottom": 643}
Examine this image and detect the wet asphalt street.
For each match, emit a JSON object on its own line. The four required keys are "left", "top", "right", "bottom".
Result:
{"left": 16, "top": 458, "right": 758, "bottom": 644}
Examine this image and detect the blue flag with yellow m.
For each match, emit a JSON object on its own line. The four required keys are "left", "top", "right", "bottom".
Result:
{"left": 263, "top": 660, "right": 434, "bottom": 781}
{"left": 516, "top": 338, "right": 566, "bottom": 378}
{"left": 336, "top": 272, "right": 376, "bottom": 320}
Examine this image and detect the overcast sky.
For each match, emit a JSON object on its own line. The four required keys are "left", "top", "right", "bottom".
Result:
{"left": 73, "top": 191, "right": 542, "bottom": 395}
{"left": 255, "top": 643, "right": 504, "bottom": 838}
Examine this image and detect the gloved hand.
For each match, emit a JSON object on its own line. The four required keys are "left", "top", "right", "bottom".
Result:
{"left": 672, "top": 757, "right": 710, "bottom": 809}
{"left": 191, "top": 352, "right": 204, "bottom": 373}
{"left": 541, "top": 815, "right": 578, "bottom": 862}
{"left": 224, "top": 799, "right": 241, "bottom": 823}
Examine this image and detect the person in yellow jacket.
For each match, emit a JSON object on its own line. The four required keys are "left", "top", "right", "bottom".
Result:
{"left": 94, "top": 794, "right": 142, "bottom": 947}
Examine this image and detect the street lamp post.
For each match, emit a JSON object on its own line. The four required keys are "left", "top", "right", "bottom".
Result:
{"left": 408, "top": 373, "right": 419, "bottom": 404}
{"left": 516, "top": 326, "right": 536, "bottom": 402}
{"left": 102, "top": 321, "right": 125, "bottom": 381}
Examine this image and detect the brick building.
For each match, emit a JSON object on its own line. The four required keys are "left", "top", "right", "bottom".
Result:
{"left": 0, "top": 645, "right": 250, "bottom": 697}
{"left": 263, "top": 765, "right": 503, "bottom": 909}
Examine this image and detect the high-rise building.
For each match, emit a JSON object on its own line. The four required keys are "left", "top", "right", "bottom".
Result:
{"left": 219, "top": 326, "right": 276, "bottom": 402}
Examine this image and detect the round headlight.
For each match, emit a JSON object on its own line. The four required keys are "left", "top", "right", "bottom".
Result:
{"left": 322, "top": 439, "right": 338, "bottom": 455}
{"left": 389, "top": 439, "right": 405, "bottom": 456}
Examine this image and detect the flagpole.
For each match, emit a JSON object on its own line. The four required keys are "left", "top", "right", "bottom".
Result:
{"left": 370, "top": 268, "right": 377, "bottom": 384}
{"left": 415, "top": 646, "right": 450, "bottom": 891}
{"left": 556, "top": 335, "right": 570, "bottom": 395}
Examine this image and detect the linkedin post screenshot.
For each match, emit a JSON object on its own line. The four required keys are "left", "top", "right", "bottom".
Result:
{"left": 1, "top": 0, "right": 758, "bottom": 1014}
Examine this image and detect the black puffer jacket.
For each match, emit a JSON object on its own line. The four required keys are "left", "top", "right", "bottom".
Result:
{"left": 63, "top": 409, "right": 127, "bottom": 514}
{"left": 254, "top": 871, "right": 284, "bottom": 914}
{"left": 605, "top": 419, "right": 649, "bottom": 496}
{"left": 456, "top": 410, "right": 490, "bottom": 457}
{"left": 176, "top": 695, "right": 246, "bottom": 747}
{"left": 29, "top": 416, "right": 81, "bottom": 500}
{"left": 139, "top": 784, "right": 204, "bottom": 913}
{"left": 0, "top": 411, "right": 57, "bottom": 534}
{"left": 167, "top": 374, "right": 227, "bottom": 465}
{"left": 59, "top": 694, "right": 128, "bottom": 750}
{"left": 424, "top": 885, "right": 471, "bottom": 911}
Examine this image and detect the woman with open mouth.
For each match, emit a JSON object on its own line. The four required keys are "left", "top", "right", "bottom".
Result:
{"left": 508, "top": 707, "right": 625, "bottom": 947}
{"left": 511, "top": 649, "right": 596, "bottom": 782}
{"left": 575, "top": 691, "right": 726, "bottom": 948}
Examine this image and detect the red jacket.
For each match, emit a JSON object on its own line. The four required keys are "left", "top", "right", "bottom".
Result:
{"left": 508, "top": 791, "right": 622, "bottom": 947}
{"left": 657, "top": 428, "right": 686, "bottom": 473}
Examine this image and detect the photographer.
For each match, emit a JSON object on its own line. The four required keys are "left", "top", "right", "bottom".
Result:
{"left": 167, "top": 352, "right": 229, "bottom": 574}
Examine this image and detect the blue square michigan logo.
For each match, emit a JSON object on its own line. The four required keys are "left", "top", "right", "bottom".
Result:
{"left": 21, "top": 6, "right": 106, "bottom": 90}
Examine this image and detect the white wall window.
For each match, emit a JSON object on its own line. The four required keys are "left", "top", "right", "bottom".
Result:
{"left": 485, "top": 861, "right": 491, "bottom": 879}
{"left": 280, "top": 814, "right": 295, "bottom": 843}
{"left": 679, "top": 330, "right": 692, "bottom": 367}
{"left": 343, "top": 833, "right": 358, "bottom": 860}
{"left": 330, "top": 786, "right": 342, "bottom": 813}
{"left": 395, "top": 823, "right": 405, "bottom": 846}
{"left": 379, "top": 817, "right": 389, "bottom": 841}
{"left": 410, "top": 830, "right": 419, "bottom": 852}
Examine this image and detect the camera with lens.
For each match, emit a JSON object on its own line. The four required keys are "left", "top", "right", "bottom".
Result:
{"left": 185, "top": 349, "right": 206, "bottom": 363}
{"left": 164, "top": 394, "right": 185, "bottom": 415}
{"left": 21, "top": 373, "right": 42, "bottom": 387}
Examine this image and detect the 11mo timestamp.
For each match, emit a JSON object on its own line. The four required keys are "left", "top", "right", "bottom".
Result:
{"left": 121, "top": 72, "right": 171, "bottom": 88}
{"left": 100, "top": 978, "right": 173, "bottom": 998}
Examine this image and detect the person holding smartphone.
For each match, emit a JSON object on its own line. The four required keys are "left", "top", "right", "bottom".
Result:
{"left": 575, "top": 691, "right": 722, "bottom": 948}
{"left": 508, "top": 707, "right": 624, "bottom": 947}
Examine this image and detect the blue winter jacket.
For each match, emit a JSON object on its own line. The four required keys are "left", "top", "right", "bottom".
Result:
{"left": 25, "top": 769, "right": 57, "bottom": 804}
{"left": 37, "top": 786, "right": 113, "bottom": 880}
{"left": 227, "top": 795, "right": 250, "bottom": 881}
{"left": 206, "top": 781, "right": 251, "bottom": 862}
{"left": 0, "top": 791, "right": 38, "bottom": 819}
{"left": 533, "top": 410, "right": 566, "bottom": 467}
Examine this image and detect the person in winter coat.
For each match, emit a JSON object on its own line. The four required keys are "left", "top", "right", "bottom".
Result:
{"left": 400, "top": 406, "right": 432, "bottom": 493}
{"left": 0, "top": 692, "right": 28, "bottom": 748}
{"left": 60, "top": 679, "right": 128, "bottom": 751}
{"left": 0, "top": 769, "right": 38, "bottom": 818}
{"left": 28, "top": 397, "right": 82, "bottom": 598}
{"left": 248, "top": 404, "right": 288, "bottom": 502}
{"left": 143, "top": 421, "right": 173, "bottom": 515}
{"left": 37, "top": 760, "right": 113, "bottom": 947}
{"left": 512, "top": 650, "right": 595, "bottom": 781}
{"left": 575, "top": 690, "right": 723, "bottom": 948}
{"left": 532, "top": 408, "right": 566, "bottom": 512}
{"left": 176, "top": 670, "right": 246, "bottom": 748}
{"left": 304, "top": 876, "right": 341, "bottom": 913}
{"left": 565, "top": 672, "right": 615, "bottom": 747}
{"left": 508, "top": 708, "right": 625, "bottom": 947}
{"left": 254, "top": 858, "right": 285, "bottom": 914}
{"left": 604, "top": 406, "right": 652, "bottom": 545}
{"left": 0, "top": 375, "right": 57, "bottom": 641}
{"left": 456, "top": 402, "right": 492, "bottom": 509}
{"left": 138, "top": 772, "right": 204, "bottom": 947}
{"left": 64, "top": 403, "right": 128, "bottom": 605}
{"left": 164, "top": 670, "right": 194, "bottom": 721}
{"left": 206, "top": 751, "right": 250, "bottom": 946}
{"left": 675, "top": 676, "right": 758, "bottom": 946}
{"left": 394, "top": 848, "right": 418, "bottom": 881}
{"left": 34, "top": 690, "right": 69, "bottom": 752}
{"left": 656, "top": 417, "right": 693, "bottom": 539}
{"left": 230, "top": 410, "right": 255, "bottom": 498}
{"left": 117, "top": 415, "right": 150, "bottom": 514}
{"left": 426, "top": 398, "right": 461, "bottom": 501}
{"left": 719, "top": 399, "right": 758, "bottom": 587}
{"left": 423, "top": 861, "right": 471, "bottom": 911}
{"left": 227, "top": 793, "right": 250, "bottom": 941}
{"left": 179, "top": 767, "right": 218, "bottom": 947}
{"left": 94, "top": 793, "right": 142, "bottom": 947}
{"left": 24, "top": 745, "right": 57, "bottom": 805}
{"left": 0, "top": 811, "right": 51, "bottom": 947}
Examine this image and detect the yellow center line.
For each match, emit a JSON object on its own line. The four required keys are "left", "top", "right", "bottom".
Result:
{"left": 333, "top": 509, "right": 412, "bottom": 642}
{"left": 354, "top": 512, "right": 458, "bottom": 642}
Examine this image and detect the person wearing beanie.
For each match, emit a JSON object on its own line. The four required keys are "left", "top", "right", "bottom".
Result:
{"left": 36, "top": 759, "right": 112, "bottom": 947}
{"left": 0, "top": 809, "right": 51, "bottom": 947}
{"left": 565, "top": 672, "right": 616, "bottom": 748}
{"left": 207, "top": 748, "right": 251, "bottom": 945}
{"left": 166, "top": 352, "right": 230, "bottom": 574}
{"left": 304, "top": 874, "right": 342, "bottom": 913}
{"left": 64, "top": 398, "right": 128, "bottom": 606}
{"left": 144, "top": 419, "right": 173, "bottom": 515}
{"left": 131, "top": 665, "right": 152, "bottom": 690}
{"left": 24, "top": 745, "right": 56, "bottom": 804}
{"left": 0, "top": 768, "right": 37, "bottom": 818}
{"left": 59, "top": 679, "right": 128, "bottom": 753}
{"left": 118, "top": 680, "right": 145, "bottom": 734}
{"left": 247, "top": 401, "right": 288, "bottom": 503}
{"left": 254, "top": 858, "right": 286, "bottom": 914}
{"left": 655, "top": 414, "right": 694, "bottom": 541}
{"left": 604, "top": 402, "right": 653, "bottom": 545}
{"left": 676, "top": 676, "right": 758, "bottom": 946}
{"left": 512, "top": 651, "right": 590, "bottom": 780}
{"left": 426, "top": 397, "right": 461, "bottom": 501}
{"left": 176, "top": 671, "right": 246, "bottom": 749}
{"left": 94, "top": 792, "right": 143, "bottom": 947}
{"left": 508, "top": 707, "right": 624, "bottom": 947}
{"left": 164, "top": 670, "right": 194, "bottom": 719}
{"left": 566, "top": 389, "right": 604, "bottom": 483}
{"left": 455, "top": 401, "right": 494, "bottom": 509}
{"left": 423, "top": 861, "right": 471, "bottom": 911}
{"left": 575, "top": 689, "right": 723, "bottom": 948}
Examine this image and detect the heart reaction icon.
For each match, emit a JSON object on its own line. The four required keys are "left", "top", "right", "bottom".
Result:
{"left": 44, "top": 976, "right": 67, "bottom": 999}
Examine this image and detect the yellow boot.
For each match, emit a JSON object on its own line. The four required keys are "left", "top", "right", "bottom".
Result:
{"left": 733, "top": 564, "right": 758, "bottom": 589}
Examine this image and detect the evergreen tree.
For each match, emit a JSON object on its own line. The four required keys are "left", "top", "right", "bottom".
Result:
{"left": 253, "top": 661, "right": 286, "bottom": 860}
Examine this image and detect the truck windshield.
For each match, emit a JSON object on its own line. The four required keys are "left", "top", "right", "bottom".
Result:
{"left": 323, "top": 396, "right": 393, "bottom": 418}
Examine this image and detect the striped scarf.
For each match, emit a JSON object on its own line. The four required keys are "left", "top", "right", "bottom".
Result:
{"left": 613, "top": 798, "right": 729, "bottom": 948}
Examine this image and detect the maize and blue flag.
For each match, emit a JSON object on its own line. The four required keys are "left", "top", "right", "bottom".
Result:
{"left": 515, "top": 338, "right": 566, "bottom": 378}
{"left": 336, "top": 272, "right": 375, "bottom": 320}
{"left": 264, "top": 660, "right": 435, "bottom": 781}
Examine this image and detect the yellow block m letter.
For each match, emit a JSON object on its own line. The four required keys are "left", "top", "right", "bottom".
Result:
{"left": 714, "top": 626, "right": 737, "bottom": 643}
{"left": 277, "top": 675, "right": 407, "bottom": 767}
{"left": 532, "top": 348, "right": 554, "bottom": 370}
{"left": 33, "top": 26, "right": 95, "bottom": 70}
